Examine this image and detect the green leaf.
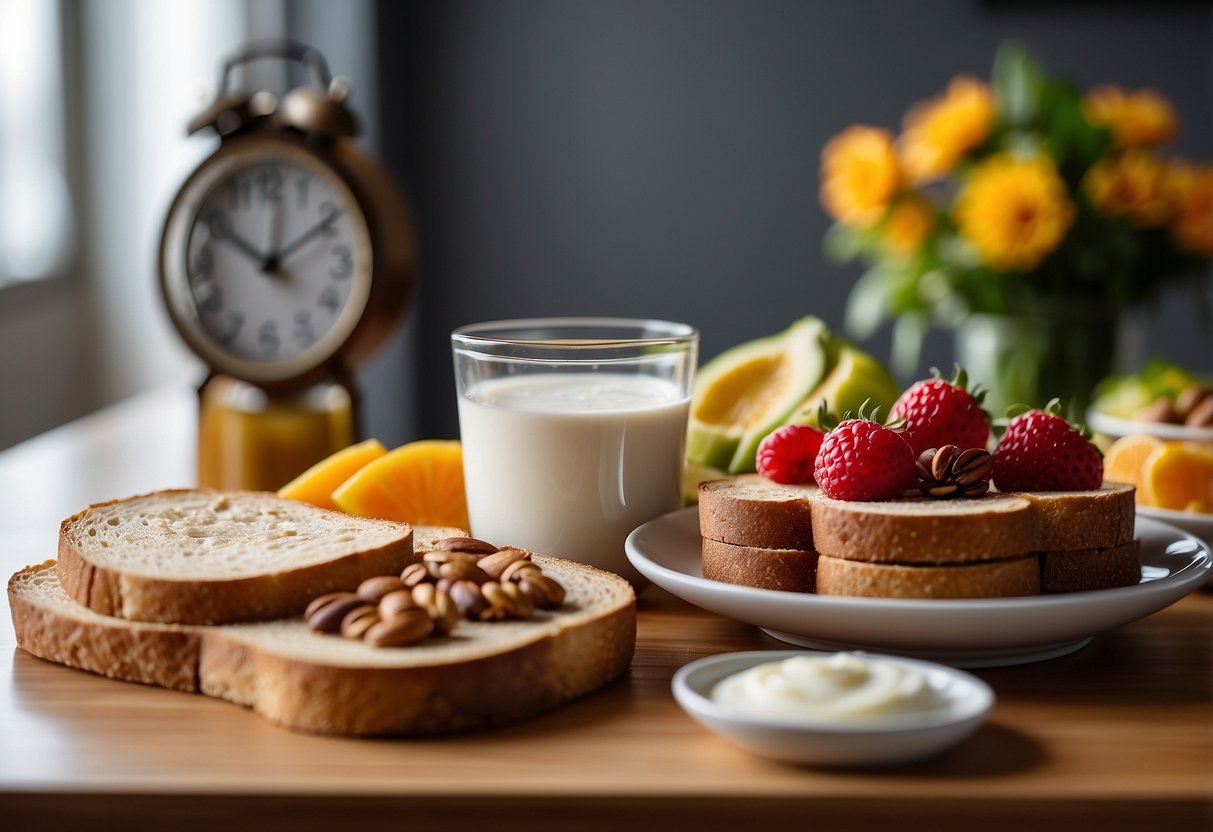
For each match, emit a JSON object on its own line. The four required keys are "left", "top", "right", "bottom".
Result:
{"left": 890, "top": 312, "right": 929, "bottom": 378}
{"left": 992, "top": 42, "right": 1046, "bottom": 129}
{"left": 844, "top": 268, "right": 893, "bottom": 339}
{"left": 823, "top": 222, "right": 867, "bottom": 263}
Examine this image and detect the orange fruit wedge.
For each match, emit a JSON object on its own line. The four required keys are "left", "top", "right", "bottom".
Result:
{"left": 331, "top": 439, "right": 469, "bottom": 529}
{"left": 1103, "top": 433, "right": 1165, "bottom": 495}
{"left": 1138, "top": 442, "right": 1213, "bottom": 513}
{"left": 276, "top": 438, "right": 388, "bottom": 510}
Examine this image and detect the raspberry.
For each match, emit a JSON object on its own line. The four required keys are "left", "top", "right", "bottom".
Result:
{"left": 756, "top": 424, "right": 825, "bottom": 484}
{"left": 890, "top": 367, "right": 990, "bottom": 456}
{"left": 814, "top": 418, "right": 917, "bottom": 501}
{"left": 991, "top": 406, "right": 1104, "bottom": 491}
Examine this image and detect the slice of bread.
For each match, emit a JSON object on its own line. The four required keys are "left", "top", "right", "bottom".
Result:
{"left": 57, "top": 490, "right": 416, "bottom": 625}
{"left": 700, "top": 537, "right": 818, "bottom": 593}
{"left": 816, "top": 554, "right": 1041, "bottom": 599}
{"left": 9, "top": 557, "right": 636, "bottom": 736}
{"left": 1042, "top": 539, "right": 1141, "bottom": 593}
{"left": 1020, "top": 484, "right": 1136, "bottom": 551}
{"left": 698, "top": 475, "right": 815, "bottom": 550}
{"left": 808, "top": 492, "right": 1037, "bottom": 563}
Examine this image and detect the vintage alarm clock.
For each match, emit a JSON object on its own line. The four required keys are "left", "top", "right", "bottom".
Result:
{"left": 159, "top": 40, "right": 416, "bottom": 489}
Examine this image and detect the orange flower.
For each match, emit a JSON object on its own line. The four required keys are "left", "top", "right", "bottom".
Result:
{"left": 1082, "top": 85, "right": 1179, "bottom": 148}
{"left": 881, "top": 192, "right": 937, "bottom": 257}
{"left": 1168, "top": 161, "right": 1213, "bottom": 254}
{"left": 820, "top": 125, "right": 902, "bottom": 228}
{"left": 899, "top": 75, "right": 995, "bottom": 183}
{"left": 1084, "top": 150, "right": 1176, "bottom": 228}
{"left": 954, "top": 154, "right": 1075, "bottom": 271}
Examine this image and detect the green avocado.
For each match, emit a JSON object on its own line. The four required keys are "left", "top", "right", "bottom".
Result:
{"left": 787, "top": 339, "right": 900, "bottom": 427}
{"left": 686, "top": 317, "right": 830, "bottom": 474}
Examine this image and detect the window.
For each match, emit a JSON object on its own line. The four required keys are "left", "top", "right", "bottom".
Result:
{"left": 0, "top": 0, "right": 74, "bottom": 287}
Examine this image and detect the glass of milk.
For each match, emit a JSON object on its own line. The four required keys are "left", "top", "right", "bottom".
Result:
{"left": 452, "top": 318, "right": 698, "bottom": 586}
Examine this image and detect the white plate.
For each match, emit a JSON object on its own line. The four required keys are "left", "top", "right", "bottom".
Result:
{"left": 1086, "top": 409, "right": 1213, "bottom": 442}
{"left": 672, "top": 650, "right": 993, "bottom": 767}
{"left": 1136, "top": 505, "right": 1213, "bottom": 586}
{"left": 625, "top": 508, "right": 1210, "bottom": 668}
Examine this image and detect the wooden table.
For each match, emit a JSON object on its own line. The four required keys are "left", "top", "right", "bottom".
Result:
{"left": 2, "top": 386, "right": 1211, "bottom": 831}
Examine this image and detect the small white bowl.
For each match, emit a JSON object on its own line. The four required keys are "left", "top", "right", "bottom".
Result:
{"left": 672, "top": 650, "right": 994, "bottom": 767}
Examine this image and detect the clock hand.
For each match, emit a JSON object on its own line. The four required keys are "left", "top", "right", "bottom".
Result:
{"left": 269, "top": 208, "right": 342, "bottom": 267}
{"left": 209, "top": 217, "right": 271, "bottom": 267}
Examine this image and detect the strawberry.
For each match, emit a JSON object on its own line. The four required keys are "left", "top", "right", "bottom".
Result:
{"left": 890, "top": 367, "right": 990, "bottom": 456}
{"left": 991, "top": 402, "right": 1103, "bottom": 491}
{"left": 756, "top": 424, "right": 825, "bottom": 484}
{"left": 814, "top": 417, "right": 917, "bottom": 501}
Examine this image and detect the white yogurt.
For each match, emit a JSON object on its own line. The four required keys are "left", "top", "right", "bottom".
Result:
{"left": 457, "top": 373, "right": 690, "bottom": 584}
{"left": 711, "top": 652, "right": 949, "bottom": 722}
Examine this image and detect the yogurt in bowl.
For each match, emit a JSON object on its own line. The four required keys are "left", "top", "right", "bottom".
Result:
{"left": 672, "top": 650, "right": 994, "bottom": 767}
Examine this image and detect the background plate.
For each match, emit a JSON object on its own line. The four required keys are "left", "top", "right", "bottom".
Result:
{"left": 626, "top": 508, "right": 1210, "bottom": 668}
{"left": 1086, "top": 409, "right": 1213, "bottom": 442}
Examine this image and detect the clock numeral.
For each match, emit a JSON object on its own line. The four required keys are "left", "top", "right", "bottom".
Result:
{"left": 206, "top": 210, "right": 230, "bottom": 238}
{"left": 219, "top": 314, "right": 245, "bottom": 347}
{"left": 330, "top": 244, "right": 353, "bottom": 280}
{"left": 295, "top": 177, "right": 310, "bottom": 210}
{"left": 190, "top": 244, "right": 213, "bottom": 279}
{"left": 196, "top": 281, "right": 223, "bottom": 313}
{"left": 257, "top": 168, "right": 283, "bottom": 205}
{"left": 318, "top": 201, "right": 340, "bottom": 235}
{"left": 293, "top": 311, "right": 316, "bottom": 348}
{"left": 318, "top": 285, "right": 340, "bottom": 313}
{"left": 258, "top": 320, "right": 280, "bottom": 357}
{"left": 227, "top": 179, "right": 252, "bottom": 211}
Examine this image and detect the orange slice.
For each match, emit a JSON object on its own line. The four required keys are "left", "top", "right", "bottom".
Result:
{"left": 1103, "top": 433, "right": 1165, "bottom": 494}
{"left": 1138, "top": 442, "right": 1213, "bottom": 513}
{"left": 331, "top": 439, "right": 469, "bottom": 528}
{"left": 276, "top": 438, "right": 388, "bottom": 510}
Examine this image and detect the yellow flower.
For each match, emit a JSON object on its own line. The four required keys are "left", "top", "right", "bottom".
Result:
{"left": 881, "top": 192, "right": 936, "bottom": 257}
{"left": 899, "top": 75, "right": 995, "bottom": 183}
{"left": 820, "top": 125, "right": 902, "bottom": 228}
{"left": 954, "top": 154, "right": 1075, "bottom": 271}
{"left": 1168, "top": 161, "right": 1213, "bottom": 254}
{"left": 1084, "top": 150, "right": 1175, "bottom": 228}
{"left": 1082, "top": 85, "right": 1179, "bottom": 148}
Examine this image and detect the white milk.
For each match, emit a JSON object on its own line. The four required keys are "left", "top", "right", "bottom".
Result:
{"left": 457, "top": 373, "right": 689, "bottom": 584}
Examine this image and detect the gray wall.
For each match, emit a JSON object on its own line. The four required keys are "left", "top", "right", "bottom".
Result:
{"left": 375, "top": 0, "right": 1212, "bottom": 441}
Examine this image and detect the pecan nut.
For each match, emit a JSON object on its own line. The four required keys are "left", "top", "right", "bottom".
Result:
{"left": 305, "top": 592, "right": 365, "bottom": 633}
{"left": 356, "top": 575, "right": 408, "bottom": 604}
{"left": 434, "top": 536, "right": 499, "bottom": 556}
{"left": 517, "top": 574, "right": 566, "bottom": 609}
{"left": 340, "top": 604, "right": 380, "bottom": 640}
{"left": 379, "top": 588, "right": 420, "bottom": 620}
{"left": 365, "top": 609, "right": 434, "bottom": 647}
{"left": 477, "top": 548, "right": 531, "bottom": 581}
{"left": 916, "top": 445, "right": 991, "bottom": 499}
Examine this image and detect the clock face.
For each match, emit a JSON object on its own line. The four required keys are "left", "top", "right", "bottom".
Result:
{"left": 160, "top": 140, "right": 374, "bottom": 384}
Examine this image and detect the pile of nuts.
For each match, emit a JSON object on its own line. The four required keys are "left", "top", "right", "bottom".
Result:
{"left": 304, "top": 537, "right": 567, "bottom": 648}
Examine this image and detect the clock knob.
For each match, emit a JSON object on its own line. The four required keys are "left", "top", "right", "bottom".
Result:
{"left": 278, "top": 78, "right": 359, "bottom": 139}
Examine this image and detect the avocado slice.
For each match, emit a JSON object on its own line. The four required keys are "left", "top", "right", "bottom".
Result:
{"left": 686, "top": 317, "right": 830, "bottom": 474}
{"left": 787, "top": 339, "right": 900, "bottom": 427}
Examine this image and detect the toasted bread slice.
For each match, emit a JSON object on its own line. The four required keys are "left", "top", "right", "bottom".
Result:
{"left": 9, "top": 557, "right": 635, "bottom": 736}
{"left": 700, "top": 536, "right": 818, "bottom": 593}
{"left": 1019, "top": 484, "right": 1136, "bottom": 551}
{"left": 56, "top": 490, "right": 416, "bottom": 625}
{"left": 1042, "top": 539, "right": 1141, "bottom": 593}
{"left": 808, "top": 491, "right": 1036, "bottom": 563}
{"left": 698, "top": 475, "right": 815, "bottom": 550}
{"left": 816, "top": 554, "right": 1040, "bottom": 599}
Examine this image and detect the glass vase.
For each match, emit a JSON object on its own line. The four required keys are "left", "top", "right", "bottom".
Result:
{"left": 954, "top": 305, "right": 1142, "bottom": 420}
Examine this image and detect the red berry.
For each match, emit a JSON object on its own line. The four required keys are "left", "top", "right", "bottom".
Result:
{"left": 890, "top": 372, "right": 990, "bottom": 456}
{"left": 991, "top": 409, "right": 1104, "bottom": 491}
{"left": 814, "top": 419, "right": 917, "bottom": 501}
{"left": 756, "top": 424, "right": 825, "bottom": 484}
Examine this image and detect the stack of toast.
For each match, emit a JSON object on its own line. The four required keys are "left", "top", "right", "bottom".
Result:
{"left": 700, "top": 475, "right": 1139, "bottom": 598}
{"left": 8, "top": 489, "right": 636, "bottom": 736}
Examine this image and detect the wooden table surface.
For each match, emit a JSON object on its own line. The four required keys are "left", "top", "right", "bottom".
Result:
{"left": 1, "top": 386, "right": 1211, "bottom": 831}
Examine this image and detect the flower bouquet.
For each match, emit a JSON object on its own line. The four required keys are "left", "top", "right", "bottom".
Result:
{"left": 820, "top": 43, "right": 1212, "bottom": 415}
